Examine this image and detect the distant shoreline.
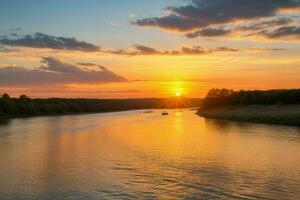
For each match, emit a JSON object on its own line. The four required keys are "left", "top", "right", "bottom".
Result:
{"left": 197, "top": 105, "right": 300, "bottom": 126}
{"left": 0, "top": 109, "right": 137, "bottom": 121}
{"left": 0, "top": 96, "right": 202, "bottom": 121}
{"left": 0, "top": 107, "right": 197, "bottom": 121}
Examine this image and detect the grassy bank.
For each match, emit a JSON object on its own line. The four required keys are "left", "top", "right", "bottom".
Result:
{"left": 197, "top": 105, "right": 300, "bottom": 126}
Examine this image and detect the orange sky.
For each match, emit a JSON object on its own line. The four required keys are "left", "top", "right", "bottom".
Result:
{"left": 0, "top": 0, "right": 300, "bottom": 98}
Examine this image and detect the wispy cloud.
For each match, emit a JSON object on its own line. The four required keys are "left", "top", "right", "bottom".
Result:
{"left": 0, "top": 32, "right": 102, "bottom": 52}
{"left": 186, "top": 28, "right": 232, "bottom": 38}
{"left": 0, "top": 57, "right": 127, "bottom": 86}
{"left": 110, "top": 21, "right": 120, "bottom": 27}
{"left": 255, "top": 26, "right": 300, "bottom": 39}
{"left": 110, "top": 44, "right": 238, "bottom": 56}
{"left": 0, "top": 32, "right": 289, "bottom": 58}
{"left": 128, "top": 14, "right": 136, "bottom": 18}
{"left": 186, "top": 17, "right": 295, "bottom": 38}
{"left": 238, "top": 17, "right": 293, "bottom": 31}
{"left": 0, "top": 45, "right": 19, "bottom": 53}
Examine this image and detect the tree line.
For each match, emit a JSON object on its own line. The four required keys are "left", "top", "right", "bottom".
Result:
{"left": 0, "top": 93, "right": 201, "bottom": 117}
{"left": 201, "top": 88, "right": 300, "bottom": 109}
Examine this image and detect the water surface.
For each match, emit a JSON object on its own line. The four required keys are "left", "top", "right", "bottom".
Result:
{"left": 0, "top": 110, "right": 300, "bottom": 199}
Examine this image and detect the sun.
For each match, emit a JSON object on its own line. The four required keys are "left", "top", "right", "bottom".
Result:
{"left": 175, "top": 91, "right": 181, "bottom": 97}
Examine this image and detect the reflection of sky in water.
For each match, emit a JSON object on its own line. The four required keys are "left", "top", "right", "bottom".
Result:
{"left": 0, "top": 110, "right": 299, "bottom": 199}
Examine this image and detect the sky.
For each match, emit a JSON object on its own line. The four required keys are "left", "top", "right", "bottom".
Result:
{"left": 0, "top": 0, "right": 300, "bottom": 98}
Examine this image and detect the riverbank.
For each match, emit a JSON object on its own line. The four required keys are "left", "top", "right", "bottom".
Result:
{"left": 0, "top": 110, "right": 138, "bottom": 121}
{"left": 0, "top": 108, "right": 173, "bottom": 121}
{"left": 197, "top": 105, "right": 300, "bottom": 126}
{"left": 0, "top": 96, "right": 202, "bottom": 120}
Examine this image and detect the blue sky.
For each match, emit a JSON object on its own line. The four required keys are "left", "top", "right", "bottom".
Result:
{"left": 0, "top": 0, "right": 184, "bottom": 47}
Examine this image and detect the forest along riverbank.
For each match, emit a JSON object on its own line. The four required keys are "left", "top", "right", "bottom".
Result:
{"left": 197, "top": 89, "right": 300, "bottom": 126}
{"left": 0, "top": 93, "right": 202, "bottom": 120}
{"left": 197, "top": 105, "right": 300, "bottom": 126}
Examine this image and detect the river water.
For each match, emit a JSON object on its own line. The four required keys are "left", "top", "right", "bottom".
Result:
{"left": 0, "top": 110, "right": 299, "bottom": 199}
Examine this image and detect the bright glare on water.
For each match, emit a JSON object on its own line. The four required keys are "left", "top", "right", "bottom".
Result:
{"left": 0, "top": 110, "right": 300, "bottom": 199}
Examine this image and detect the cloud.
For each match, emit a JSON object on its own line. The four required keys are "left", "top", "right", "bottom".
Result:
{"left": 110, "top": 44, "right": 238, "bottom": 56}
{"left": 133, "top": 45, "right": 162, "bottom": 55}
{"left": 110, "top": 21, "right": 120, "bottom": 27}
{"left": 0, "top": 31, "right": 288, "bottom": 58}
{"left": 257, "top": 26, "right": 300, "bottom": 39}
{"left": 133, "top": 0, "right": 300, "bottom": 32}
{"left": 0, "top": 32, "right": 240, "bottom": 56}
{"left": 247, "top": 47, "right": 287, "bottom": 51}
{"left": 214, "top": 47, "right": 239, "bottom": 52}
{"left": 187, "top": 17, "right": 294, "bottom": 38}
{"left": 129, "top": 14, "right": 136, "bottom": 18}
{"left": 0, "top": 57, "right": 127, "bottom": 86}
{"left": 77, "top": 62, "right": 110, "bottom": 71}
{"left": 0, "top": 45, "right": 20, "bottom": 53}
{"left": 238, "top": 17, "right": 293, "bottom": 31}
{"left": 110, "top": 45, "right": 287, "bottom": 56}
{"left": 133, "top": 0, "right": 300, "bottom": 41}
{"left": 185, "top": 17, "right": 296, "bottom": 39}
{"left": 186, "top": 28, "right": 232, "bottom": 38}
{"left": 0, "top": 32, "right": 101, "bottom": 52}
{"left": 180, "top": 46, "right": 206, "bottom": 55}
{"left": 110, "top": 45, "right": 165, "bottom": 56}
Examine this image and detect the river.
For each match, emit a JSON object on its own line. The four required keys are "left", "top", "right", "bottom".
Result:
{"left": 0, "top": 110, "right": 299, "bottom": 199}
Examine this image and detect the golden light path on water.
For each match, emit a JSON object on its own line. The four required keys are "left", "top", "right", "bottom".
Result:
{"left": 0, "top": 110, "right": 299, "bottom": 199}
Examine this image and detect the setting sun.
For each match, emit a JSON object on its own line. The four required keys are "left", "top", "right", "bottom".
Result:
{"left": 176, "top": 91, "right": 181, "bottom": 97}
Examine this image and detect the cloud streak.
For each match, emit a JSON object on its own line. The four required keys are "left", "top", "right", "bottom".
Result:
{"left": 186, "top": 17, "right": 294, "bottom": 38}
{"left": 238, "top": 17, "right": 293, "bottom": 31}
{"left": 0, "top": 57, "right": 127, "bottom": 86}
{"left": 0, "top": 32, "right": 101, "bottom": 52}
{"left": 257, "top": 26, "right": 300, "bottom": 39}
{"left": 110, "top": 45, "right": 238, "bottom": 56}
{"left": 0, "top": 31, "right": 291, "bottom": 58}
{"left": 0, "top": 45, "right": 19, "bottom": 52}
{"left": 186, "top": 28, "right": 232, "bottom": 38}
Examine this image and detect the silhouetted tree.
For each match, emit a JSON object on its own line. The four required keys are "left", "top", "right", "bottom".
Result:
{"left": 0, "top": 93, "right": 202, "bottom": 117}
{"left": 2, "top": 93, "right": 10, "bottom": 100}
{"left": 201, "top": 88, "right": 300, "bottom": 109}
{"left": 19, "top": 94, "right": 30, "bottom": 101}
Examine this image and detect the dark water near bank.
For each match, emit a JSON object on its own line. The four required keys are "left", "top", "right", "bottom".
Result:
{"left": 0, "top": 110, "right": 299, "bottom": 200}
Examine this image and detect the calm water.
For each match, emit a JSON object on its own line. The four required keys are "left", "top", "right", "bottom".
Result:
{"left": 0, "top": 110, "right": 300, "bottom": 200}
